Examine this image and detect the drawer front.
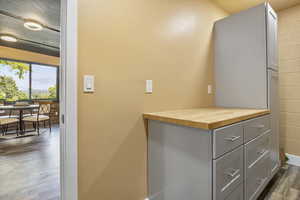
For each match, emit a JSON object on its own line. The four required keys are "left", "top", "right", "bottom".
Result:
{"left": 213, "top": 123, "right": 243, "bottom": 158}
{"left": 245, "top": 153, "right": 270, "bottom": 200}
{"left": 244, "top": 115, "right": 270, "bottom": 142}
{"left": 245, "top": 131, "right": 271, "bottom": 169}
{"left": 213, "top": 146, "right": 244, "bottom": 200}
{"left": 224, "top": 184, "right": 243, "bottom": 200}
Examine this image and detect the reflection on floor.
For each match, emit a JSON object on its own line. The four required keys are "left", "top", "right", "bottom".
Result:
{"left": 0, "top": 126, "right": 59, "bottom": 200}
{"left": 259, "top": 165, "right": 300, "bottom": 200}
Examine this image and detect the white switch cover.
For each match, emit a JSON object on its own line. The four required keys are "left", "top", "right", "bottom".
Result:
{"left": 146, "top": 80, "right": 153, "bottom": 93}
{"left": 84, "top": 75, "right": 95, "bottom": 93}
{"left": 208, "top": 85, "right": 213, "bottom": 94}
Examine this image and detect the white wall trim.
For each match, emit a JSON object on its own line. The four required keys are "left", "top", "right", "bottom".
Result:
{"left": 60, "top": 0, "right": 78, "bottom": 200}
{"left": 286, "top": 153, "right": 300, "bottom": 167}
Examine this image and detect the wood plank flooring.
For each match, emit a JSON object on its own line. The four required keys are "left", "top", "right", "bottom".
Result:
{"left": 0, "top": 124, "right": 300, "bottom": 200}
{"left": 259, "top": 165, "right": 300, "bottom": 200}
{"left": 0, "top": 126, "right": 59, "bottom": 200}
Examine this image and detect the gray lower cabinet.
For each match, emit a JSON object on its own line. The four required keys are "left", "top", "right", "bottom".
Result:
{"left": 148, "top": 114, "right": 278, "bottom": 200}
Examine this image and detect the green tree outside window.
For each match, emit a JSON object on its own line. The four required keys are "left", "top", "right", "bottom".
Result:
{"left": 0, "top": 60, "right": 29, "bottom": 101}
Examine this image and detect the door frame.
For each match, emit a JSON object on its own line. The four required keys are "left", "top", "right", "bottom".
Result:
{"left": 60, "top": 0, "right": 78, "bottom": 200}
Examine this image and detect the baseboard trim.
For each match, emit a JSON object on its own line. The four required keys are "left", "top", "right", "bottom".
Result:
{"left": 286, "top": 153, "right": 300, "bottom": 167}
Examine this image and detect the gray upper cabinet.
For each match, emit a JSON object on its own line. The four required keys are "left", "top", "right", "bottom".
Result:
{"left": 267, "top": 5, "right": 278, "bottom": 71}
{"left": 214, "top": 3, "right": 268, "bottom": 109}
{"left": 214, "top": 3, "right": 279, "bottom": 110}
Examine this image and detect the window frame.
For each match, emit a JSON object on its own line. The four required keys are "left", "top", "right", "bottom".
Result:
{"left": 0, "top": 57, "right": 59, "bottom": 102}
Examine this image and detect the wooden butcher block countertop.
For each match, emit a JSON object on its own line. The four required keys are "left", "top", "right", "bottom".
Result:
{"left": 143, "top": 107, "right": 270, "bottom": 130}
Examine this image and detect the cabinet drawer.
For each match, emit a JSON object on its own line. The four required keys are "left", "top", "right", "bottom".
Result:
{"left": 245, "top": 131, "right": 271, "bottom": 169}
{"left": 245, "top": 153, "right": 270, "bottom": 200}
{"left": 213, "top": 146, "right": 243, "bottom": 200}
{"left": 244, "top": 115, "right": 270, "bottom": 142}
{"left": 224, "top": 184, "right": 243, "bottom": 200}
{"left": 213, "top": 123, "right": 243, "bottom": 158}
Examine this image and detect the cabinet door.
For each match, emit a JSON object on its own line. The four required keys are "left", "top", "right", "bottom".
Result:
{"left": 148, "top": 120, "right": 213, "bottom": 200}
{"left": 267, "top": 6, "right": 278, "bottom": 70}
{"left": 268, "top": 70, "right": 280, "bottom": 175}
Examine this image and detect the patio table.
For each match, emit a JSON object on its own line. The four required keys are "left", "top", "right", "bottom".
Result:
{"left": 0, "top": 105, "right": 39, "bottom": 134}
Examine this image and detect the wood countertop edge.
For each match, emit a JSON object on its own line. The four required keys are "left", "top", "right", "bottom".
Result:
{"left": 143, "top": 114, "right": 210, "bottom": 129}
{"left": 143, "top": 110, "right": 270, "bottom": 130}
{"left": 206, "top": 110, "right": 270, "bottom": 129}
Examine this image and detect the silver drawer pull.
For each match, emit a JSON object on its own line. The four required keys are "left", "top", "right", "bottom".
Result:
{"left": 251, "top": 124, "right": 265, "bottom": 129}
{"left": 225, "top": 169, "right": 240, "bottom": 177}
{"left": 225, "top": 136, "right": 241, "bottom": 142}
{"left": 257, "top": 149, "right": 266, "bottom": 155}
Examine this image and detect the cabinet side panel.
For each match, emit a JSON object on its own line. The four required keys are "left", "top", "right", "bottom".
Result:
{"left": 268, "top": 70, "right": 280, "bottom": 175}
{"left": 214, "top": 4, "right": 268, "bottom": 109}
{"left": 148, "top": 120, "right": 212, "bottom": 200}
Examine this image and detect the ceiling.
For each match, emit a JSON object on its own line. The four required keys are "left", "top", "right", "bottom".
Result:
{"left": 213, "top": 0, "right": 300, "bottom": 14}
{"left": 0, "top": 0, "right": 60, "bottom": 57}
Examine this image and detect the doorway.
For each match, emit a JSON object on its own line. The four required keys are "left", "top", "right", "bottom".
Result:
{"left": 0, "top": 0, "right": 77, "bottom": 200}
{"left": 0, "top": 0, "right": 77, "bottom": 199}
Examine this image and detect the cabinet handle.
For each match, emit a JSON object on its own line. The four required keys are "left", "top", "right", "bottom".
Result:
{"left": 225, "top": 169, "right": 240, "bottom": 178}
{"left": 225, "top": 136, "right": 241, "bottom": 142}
{"left": 251, "top": 124, "right": 265, "bottom": 129}
{"left": 257, "top": 149, "right": 266, "bottom": 155}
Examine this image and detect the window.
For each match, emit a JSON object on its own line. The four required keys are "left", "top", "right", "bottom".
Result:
{"left": 0, "top": 60, "right": 30, "bottom": 101}
{"left": 0, "top": 58, "right": 58, "bottom": 101}
{"left": 31, "top": 64, "right": 58, "bottom": 99}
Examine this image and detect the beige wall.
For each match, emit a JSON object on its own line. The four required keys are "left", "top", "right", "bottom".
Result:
{"left": 78, "top": 0, "right": 227, "bottom": 199}
{"left": 0, "top": 46, "right": 59, "bottom": 66}
{"left": 278, "top": 5, "right": 300, "bottom": 156}
{"left": 213, "top": 0, "right": 300, "bottom": 14}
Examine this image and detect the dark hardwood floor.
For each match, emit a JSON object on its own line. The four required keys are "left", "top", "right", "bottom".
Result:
{"left": 0, "top": 126, "right": 59, "bottom": 200}
{"left": 259, "top": 165, "right": 300, "bottom": 200}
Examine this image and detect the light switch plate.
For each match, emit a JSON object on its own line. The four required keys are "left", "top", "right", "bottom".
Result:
{"left": 84, "top": 75, "right": 95, "bottom": 93}
{"left": 208, "top": 84, "right": 213, "bottom": 94}
{"left": 146, "top": 80, "right": 153, "bottom": 93}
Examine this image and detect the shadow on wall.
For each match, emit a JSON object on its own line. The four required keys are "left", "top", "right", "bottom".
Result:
{"left": 80, "top": 118, "right": 147, "bottom": 199}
